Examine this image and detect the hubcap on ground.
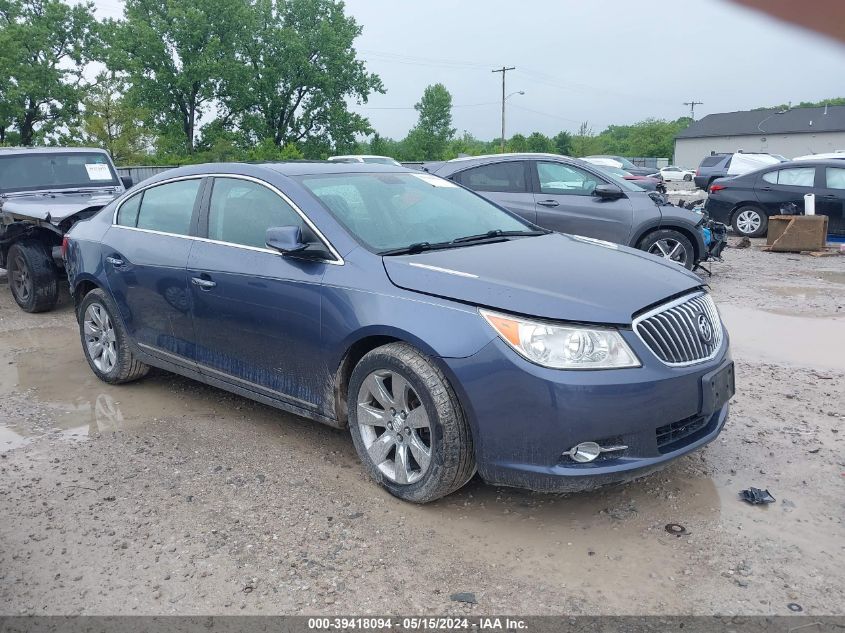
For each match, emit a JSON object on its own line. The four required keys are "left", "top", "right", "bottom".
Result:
{"left": 649, "top": 239, "right": 688, "bottom": 266}
{"left": 11, "top": 255, "right": 32, "bottom": 302}
{"left": 356, "top": 370, "right": 432, "bottom": 485}
{"left": 736, "top": 210, "right": 761, "bottom": 234}
{"left": 84, "top": 303, "right": 118, "bottom": 373}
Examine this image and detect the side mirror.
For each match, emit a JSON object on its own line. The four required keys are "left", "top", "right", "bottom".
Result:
{"left": 266, "top": 226, "right": 308, "bottom": 254}
{"left": 120, "top": 175, "right": 134, "bottom": 189}
{"left": 594, "top": 183, "right": 624, "bottom": 200}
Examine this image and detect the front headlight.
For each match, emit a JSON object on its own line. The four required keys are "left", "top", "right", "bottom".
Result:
{"left": 480, "top": 309, "right": 641, "bottom": 370}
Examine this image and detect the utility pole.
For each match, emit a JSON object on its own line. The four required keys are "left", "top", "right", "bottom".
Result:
{"left": 683, "top": 100, "right": 703, "bottom": 121}
{"left": 493, "top": 66, "right": 516, "bottom": 153}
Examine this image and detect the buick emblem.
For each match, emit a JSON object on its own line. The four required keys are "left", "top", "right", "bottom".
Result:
{"left": 697, "top": 313, "right": 712, "bottom": 342}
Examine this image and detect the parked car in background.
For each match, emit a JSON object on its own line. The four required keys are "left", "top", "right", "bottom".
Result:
{"left": 705, "top": 159, "right": 845, "bottom": 237}
{"left": 64, "top": 161, "right": 732, "bottom": 502}
{"left": 428, "top": 154, "right": 708, "bottom": 269}
{"left": 583, "top": 155, "right": 658, "bottom": 177}
{"left": 693, "top": 152, "right": 782, "bottom": 191}
{"left": 596, "top": 165, "right": 666, "bottom": 194}
{"left": 0, "top": 147, "right": 129, "bottom": 312}
{"left": 659, "top": 166, "right": 695, "bottom": 182}
{"left": 793, "top": 151, "right": 845, "bottom": 161}
{"left": 328, "top": 155, "right": 402, "bottom": 166}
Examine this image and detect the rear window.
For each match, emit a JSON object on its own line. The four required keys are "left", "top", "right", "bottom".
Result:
{"left": 0, "top": 152, "right": 119, "bottom": 193}
{"left": 700, "top": 156, "right": 726, "bottom": 168}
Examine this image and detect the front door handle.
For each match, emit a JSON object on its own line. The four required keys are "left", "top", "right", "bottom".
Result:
{"left": 105, "top": 256, "right": 124, "bottom": 267}
{"left": 191, "top": 277, "right": 217, "bottom": 290}
{"left": 537, "top": 199, "right": 560, "bottom": 208}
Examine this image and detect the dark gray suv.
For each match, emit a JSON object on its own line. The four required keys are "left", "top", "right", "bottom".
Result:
{"left": 428, "top": 153, "right": 708, "bottom": 270}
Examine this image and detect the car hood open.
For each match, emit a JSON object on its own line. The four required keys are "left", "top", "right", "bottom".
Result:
{"left": 382, "top": 233, "right": 702, "bottom": 325}
{"left": 0, "top": 191, "right": 119, "bottom": 223}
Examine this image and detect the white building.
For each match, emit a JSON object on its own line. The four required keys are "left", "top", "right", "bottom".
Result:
{"left": 674, "top": 105, "right": 845, "bottom": 168}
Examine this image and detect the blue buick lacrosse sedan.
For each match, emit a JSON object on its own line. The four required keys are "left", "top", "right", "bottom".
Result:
{"left": 64, "top": 162, "right": 733, "bottom": 503}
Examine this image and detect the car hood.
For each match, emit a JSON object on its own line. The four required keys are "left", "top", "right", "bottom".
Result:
{"left": 382, "top": 233, "right": 702, "bottom": 325}
{"left": 0, "top": 191, "right": 119, "bottom": 223}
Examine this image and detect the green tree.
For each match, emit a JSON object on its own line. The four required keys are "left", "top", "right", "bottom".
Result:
{"left": 570, "top": 121, "right": 601, "bottom": 157}
{"left": 0, "top": 0, "right": 99, "bottom": 145}
{"left": 525, "top": 131, "right": 555, "bottom": 153}
{"left": 81, "top": 74, "right": 149, "bottom": 164}
{"left": 506, "top": 133, "right": 528, "bottom": 153}
{"left": 220, "top": 0, "right": 383, "bottom": 153}
{"left": 403, "top": 83, "right": 455, "bottom": 160}
{"left": 553, "top": 131, "right": 573, "bottom": 156}
{"left": 103, "top": 0, "right": 247, "bottom": 154}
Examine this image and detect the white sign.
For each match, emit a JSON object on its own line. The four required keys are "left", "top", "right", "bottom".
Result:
{"left": 85, "top": 163, "right": 113, "bottom": 181}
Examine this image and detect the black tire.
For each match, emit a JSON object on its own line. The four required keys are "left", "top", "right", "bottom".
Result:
{"left": 731, "top": 205, "right": 768, "bottom": 238}
{"left": 347, "top": 342, "right": 475, "bottom": 503}
{"left": 78, "top": 288, "right": 149, "bottom": 384}
{"left": 638, "top": 229, "right": 696, "bottom": 270}
{"left": 683, "top": 174, "right": 692, "bottom": 181}
{"left": 7, "top": 240, "right": 59, "bottom": 313}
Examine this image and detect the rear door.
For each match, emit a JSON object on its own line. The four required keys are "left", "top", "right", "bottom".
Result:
{"left": 104, "top": 177, "right": 204, "bottom": 363}
{"left": 530, "top": 160, "right": 633, "bottom": 244}
{"left": 816, "top": 165, "right": 845, "bottom": 236}
{"left": 450, "top": 160, "right": 536, "bottom": 223}
{"left": 754, "top": 166, "right": 817, "bottom": 215}
{"left": 188, "top": 175, "right": 330, "bottom": 410}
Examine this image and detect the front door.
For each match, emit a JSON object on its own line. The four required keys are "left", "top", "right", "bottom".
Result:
{"left": 104, "top": 177, "right": 204, "bottom": 362}
{"left": 816, "top": 165, "right": 845, "bottom": 236}
{"left": 188, "top": 176, "right": 330, "bottom": 410}
{"left": 531, "top": 160, "right": 633, "bottom": 244}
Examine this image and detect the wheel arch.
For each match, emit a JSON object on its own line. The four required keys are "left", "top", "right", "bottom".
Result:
{"left": 71, "top": 275, "right": 105, "bottom": 312}
{"left": 635, "top": 224, "right": 701, "bottom": 260}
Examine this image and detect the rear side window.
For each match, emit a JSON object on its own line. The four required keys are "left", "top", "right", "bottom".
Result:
{"left": 208, "top": 178, "right": 303, "bottom": 248}
{"left": 826, "top": 167, "right": 845, "bottom": 189}
{"left": 135, "top": 179, "right": 201, "bottom": 235}
{"left": 763, "top": 167, "right": 815, "bottom": 187}
{"left": 455, "top": 161, "right": 527, "bottom": 193}
{"left": 116, "top": 192, "right": 142, "bottom": 226}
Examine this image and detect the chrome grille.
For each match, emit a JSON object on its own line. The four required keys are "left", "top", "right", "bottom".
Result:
{"left": 634, "top": 292, "right": 722, "bottom": 366}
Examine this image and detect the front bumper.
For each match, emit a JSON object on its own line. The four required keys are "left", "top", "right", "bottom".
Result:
{"left": 444, "top": 332, "right": 731, "bottom": 493}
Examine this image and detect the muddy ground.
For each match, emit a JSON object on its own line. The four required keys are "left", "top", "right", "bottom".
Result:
{"left": 0, "top": 240, "right": 843, "bottom": 616}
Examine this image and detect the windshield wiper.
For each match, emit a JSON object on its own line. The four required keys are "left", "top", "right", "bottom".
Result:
{"left": 450, "top": 229, "right": 549, "bottom": 243}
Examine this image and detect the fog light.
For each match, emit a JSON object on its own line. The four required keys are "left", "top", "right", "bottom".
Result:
{"left": 563, "top": 441, "right": 628, "bottom": 463}
{"left": 568, "top": 441, "right": 601, "bottom": 463}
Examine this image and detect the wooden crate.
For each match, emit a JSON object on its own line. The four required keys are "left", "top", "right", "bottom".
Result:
{"left": 765, "top": 215, "right": 829, "bottom": 252}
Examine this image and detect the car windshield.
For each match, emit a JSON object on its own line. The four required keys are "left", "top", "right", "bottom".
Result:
{"left": 0, "top": 152, "right": 120, "bottom": 194}
{"left": 299, "top": 172, "right": 535, "bottom": 253}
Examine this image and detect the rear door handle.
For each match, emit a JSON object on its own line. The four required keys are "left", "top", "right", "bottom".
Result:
{"left": 191, "top": 277, "right": 217, "bottom": 290}
{"left": 105, "top": 256, "right": 124, "bottom": 267}
{"left": 537, "top": 200, "right": 560, "bottom": 208}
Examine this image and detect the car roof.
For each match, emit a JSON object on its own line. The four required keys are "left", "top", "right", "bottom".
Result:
{"left": 445, "top": 152, "right": 568, "bottom": 163}
{"left": 0, "top": 146, "right": 111, "bottom": 156}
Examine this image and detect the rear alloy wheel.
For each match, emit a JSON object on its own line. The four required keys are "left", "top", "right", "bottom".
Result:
{"left": 732, "top": 206, "right": 768, "bottom": 237}
{"left": 639, "top": 229, "right": 695, "bottom": 270}
{"left": 348, "top": 342, "right": 475, "bottom": 503}
{"left": 78, "top": 288, "right": 149, "bottom": 384}
{"left": 683, "top": 173, "right": 692, "bottom": 181}
{"left": 7, "top": 240, "right": 59, "bottom": 313}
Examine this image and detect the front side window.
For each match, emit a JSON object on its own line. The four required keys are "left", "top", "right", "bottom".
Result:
{"left": 825, "top": 167, "right": 845, "bottom": 189}
{"left": 299, "top": 172, "right": 531, "bottom": 252}
{"left": 455, "top": 161, "right": 527, "bottom": 193}
{"left": 208, "top": 178, "right": 303, "bottom": 249}
{"left": 537, "top": 162, "right": 600, "bottom": 196}
{"left": 767, "top": 167, "right": 816, "bottom": 187}
{"left": 134, "top": 179, "right": 201, "bottom": 235}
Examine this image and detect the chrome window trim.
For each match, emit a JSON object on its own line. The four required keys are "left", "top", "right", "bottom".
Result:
{"left": 631, "top": 291, "right": 725, "bottom": 367}
{"left": 112, "top": 172, "right": 344, "bottom": 265}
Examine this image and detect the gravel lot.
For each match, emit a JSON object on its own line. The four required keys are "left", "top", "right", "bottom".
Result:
{"left": 1, "top": 240, "right": 844, "bottom": 616}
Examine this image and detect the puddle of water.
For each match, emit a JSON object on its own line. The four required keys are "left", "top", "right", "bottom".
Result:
{"left": 813, "top": 270, "right": 845, "bottom": 285}
{"left": 764, "top": 285, "right": 831, "bottom": 300}
{"left": 719, "top": 304, "right": 845, "bottom": 369}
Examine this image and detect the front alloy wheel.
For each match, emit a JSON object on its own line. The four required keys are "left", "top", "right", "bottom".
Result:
{"left": 357, "top": 370, "right": 432, "bottom": 485}
{"left": 648, "top": 238, "right": 689, "bottom": 265}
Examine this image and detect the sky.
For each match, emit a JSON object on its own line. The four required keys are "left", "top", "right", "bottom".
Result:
{"left": 88, "top": 0, "right": 845, "bottom": 141}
